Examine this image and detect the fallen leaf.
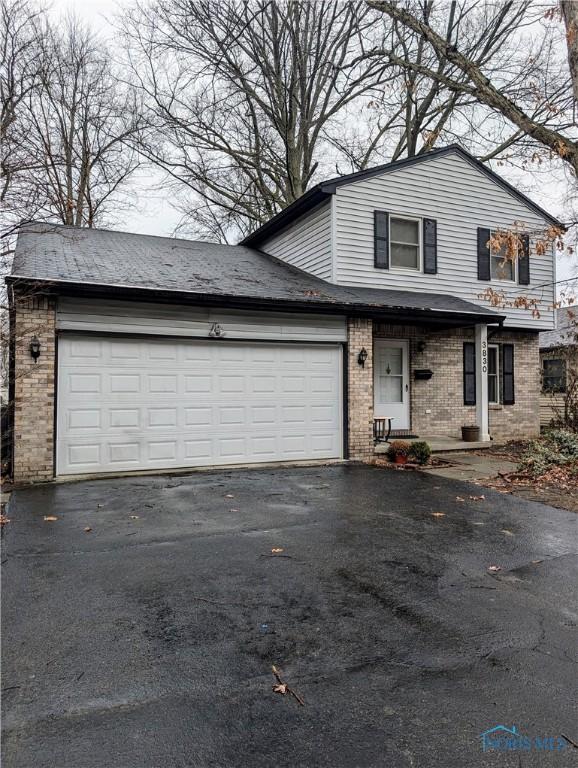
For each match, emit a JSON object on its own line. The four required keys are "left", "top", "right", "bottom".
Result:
{"left": 84, "top": 527, "right": 92, "bottom": 533}
{"left": 225, "top": 494, "right": 235, "bottom": 499}
{"left": 455, "top": 496, "right": 465, "bottom": 502}
{"left": 488, "top": 565, "right": 502, "bottom": 573}
{"left": 469, "top": 495, "right": 485, "bottom": 501}
{"left": 531, "top": 559, "right": 543, "bottom": 565}
{"left": 501, "top": 529, "right": 514, "bottom": 536}
{"left": 43, "top": 516, "right": 58, "bottom": 522}
{"left": 0, "top": 515, "right": 11, "bottom": 526}
{"left": 129, "top": 515, "right": 139, "bottom": 520}
{"left": 273, "top": 683, "right": 288, "bottom": 695}
{"left": 271, "top": 547, "right": 284, "bottom": 553}
{"left": 431, "top": 512, "right": 445, "bottom": 518}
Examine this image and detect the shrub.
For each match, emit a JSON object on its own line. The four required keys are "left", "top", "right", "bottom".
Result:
{"left": 386, "top": 439, "right": 412, "bottom": 460}
{"left": 409, "top": 441, "right": 431, "bottom": 465}
{"left": 519, "top": 429, "right": 578, "bottom": 477}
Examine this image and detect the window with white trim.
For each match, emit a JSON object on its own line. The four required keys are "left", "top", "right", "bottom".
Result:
{"left": 490, "top": 232, "right": 516, "bottom": 282}
{"left": 390, "top": 216, "right": 421, "bottom": 271}
{"left": 488, "top": 344, "right": 499, "bottom": 404}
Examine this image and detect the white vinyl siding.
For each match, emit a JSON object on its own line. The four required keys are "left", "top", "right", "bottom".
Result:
{"left": 333, "top": 152, "right": 555, "bottom": 329}
{"left": 259, "top": 201, "right": 333, "bottom": 280}
{"left": 57, "top": 298, "right": 347, "bottom": 342}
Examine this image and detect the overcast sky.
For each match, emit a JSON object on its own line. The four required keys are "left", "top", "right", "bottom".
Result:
{"left": 51, "top": 0, "right": 577, "bottom": 288}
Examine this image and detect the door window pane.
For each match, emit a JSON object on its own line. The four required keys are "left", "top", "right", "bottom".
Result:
{"left": 380, "top": 348, "right": 402, "bottom": 376}
{"left": 379, "top": 375, "right": 402, "bottom": 403}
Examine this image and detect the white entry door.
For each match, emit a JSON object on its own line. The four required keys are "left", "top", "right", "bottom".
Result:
{"left": 56, "top": 335, "right": 343, "bottom": 475}
{"left": 373, "top": 340, "right": 410, "bottom": 430}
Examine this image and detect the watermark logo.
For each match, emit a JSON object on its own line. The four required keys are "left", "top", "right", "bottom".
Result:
{"left": 481, "top": 725, "right": 567, "bottom": 753}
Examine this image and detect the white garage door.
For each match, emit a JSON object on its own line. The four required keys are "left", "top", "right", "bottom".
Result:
{"left": 56, "top": 335, "right": 343, "bottom": 475}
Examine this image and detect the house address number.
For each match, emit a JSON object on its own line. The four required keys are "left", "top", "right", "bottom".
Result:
{"left": 481, "top": 340, "right": 487, "bottom": 373}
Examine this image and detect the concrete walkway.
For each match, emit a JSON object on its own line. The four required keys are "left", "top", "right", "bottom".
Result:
{"left": 423, "top": 452, "right": 518, "bottom": 482}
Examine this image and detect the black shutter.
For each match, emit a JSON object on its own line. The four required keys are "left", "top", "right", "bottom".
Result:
{"left": 423, "top": 218, "right": 437, "bottom": 274}
{"left": 502, "top": 344, "right": 515, "bottom": 404}
{"left": 374, "top": 211, "right": 389, "bottom": 269}
{"left": 463, "top": 342, "right": 476, "bottom": 405}
{"left": 518, "top": 234, "right": 530, "bottom": 285}
{"left": 477, "top": 227, "right": 491, "bottom": 281}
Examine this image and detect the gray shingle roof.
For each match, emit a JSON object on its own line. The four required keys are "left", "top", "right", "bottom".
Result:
{"left": 10, "top": 223, "right": 503, "bottom": 322}
{"left": 539, "top": 306, "right": 578, "bottom": 349}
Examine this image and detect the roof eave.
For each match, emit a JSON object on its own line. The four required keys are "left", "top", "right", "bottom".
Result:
{"left": 6, "top": 275, "right": 505, "bottom": 326}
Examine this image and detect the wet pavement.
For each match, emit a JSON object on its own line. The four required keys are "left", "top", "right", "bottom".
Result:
{"left": 2, "top": 464, "right": 577, "bottom": 767}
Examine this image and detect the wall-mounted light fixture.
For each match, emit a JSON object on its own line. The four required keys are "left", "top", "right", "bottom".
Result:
{"left": 417, "top": 340, "right": 427, "bottom": 353}
{"left": 357, "top": 347, "right": 368, "bottom": 367}
{"left": 29, "top": 336, "right": 41, "bottom": 362}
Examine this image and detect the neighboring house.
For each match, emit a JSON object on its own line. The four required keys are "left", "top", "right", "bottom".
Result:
{"left": 7, "top": 145, "right": 561, "bottom": 483}
{"left": 539, "top": 306, "right": 577, "bottom": 429}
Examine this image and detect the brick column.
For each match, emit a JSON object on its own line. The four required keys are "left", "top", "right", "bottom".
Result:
{"left": 12, "top": 293, "right": 57, "bottom": 483}
{"left": 347, "top": 317, "right": 373, "bottom": 461}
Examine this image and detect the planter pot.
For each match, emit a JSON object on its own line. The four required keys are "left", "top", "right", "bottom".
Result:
{"left": 461, "top": 425, "right": 480, "bottom": 442}
{"left": 394, "top": 454, "right": 408, "bottom": 465}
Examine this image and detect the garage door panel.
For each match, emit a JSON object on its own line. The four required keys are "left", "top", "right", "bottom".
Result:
{"left": 57, "top": 336, "right": 342, "bottom": 475}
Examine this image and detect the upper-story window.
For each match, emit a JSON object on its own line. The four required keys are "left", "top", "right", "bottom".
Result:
{"left": 390, "top": 216, "right": 421, "bottom": 271}
{"left": 491, "top": 233, "right": 516, "bottom": 282}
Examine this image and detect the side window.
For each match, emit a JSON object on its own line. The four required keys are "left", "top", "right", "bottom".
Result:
{"left": 542, "top": 358, "right": 566, "bottom": 393}
{"left": 488, "top": 345, "right": 499, "bottom": 404}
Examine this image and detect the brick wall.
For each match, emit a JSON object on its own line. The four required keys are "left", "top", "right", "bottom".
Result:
{"left": 12, "top": 293, "right": 57, "bottom": 483}
{"left": 373, "top": 323, "right": 540, "bottom": 441}
{"left": 347, "top": 318, "right": 374, "bottom": 460}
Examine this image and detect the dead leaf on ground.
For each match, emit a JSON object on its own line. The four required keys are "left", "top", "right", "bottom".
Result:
{"left": 469, "top": 495, "right": 485, "bottom": 501}
{"left": 271, "top": 547, "right": 284, "bottom": 553}
{"left": 488, "top": 565, "right": 502, "bottom": 572}
{"left": 531, "top": 559, "right": 543, "bottom": 565}
{"left": 456, "top": 496, "right": 465, "bottom": 502}
{"left": 84, "top": 527, "right": 92, "bottom": 533}
{"left": 431, "top": 512, "right": 446, "bottom": 518}
{"left": 224, "top": 494, "right": 235, "bottom": 499}
{"left": 43, "top": 516, "right": 58, "bottom": 522}
{"left": 273, "top": 683, "right": 288, "bottom": 695}
{"left": 501, "top": 529, "right": 514, "bottom": 536}
{"left": 0, "top": 515, "right": 11, "bottom": 525}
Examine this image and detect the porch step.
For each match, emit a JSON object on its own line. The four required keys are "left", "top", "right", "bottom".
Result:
{"left": 374, "top": 436, "right": 502, "bottom": 454}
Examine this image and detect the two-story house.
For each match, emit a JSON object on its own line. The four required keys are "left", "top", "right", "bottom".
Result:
{"left": 7, "top": 145, "right": 561, "bottom": 483}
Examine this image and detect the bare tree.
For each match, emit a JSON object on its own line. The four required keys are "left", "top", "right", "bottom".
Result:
{"left": 561, "top": 1, "right": 578, "bottom": 106}
{"left": 1, "top": 0, "right": 47, "bottom": 258}
{"left": 23, "top": 17, "right": 142, "bottom": 228}
{"left": 368, "top": 0, "right": 577, "bottom": 175}
{"left": 121, "top": 0, "right": 397, "bottom": 239}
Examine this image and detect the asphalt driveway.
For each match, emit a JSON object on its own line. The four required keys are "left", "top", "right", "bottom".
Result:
{"left": 2, "top": 465, "right": 577, "bottom": 768}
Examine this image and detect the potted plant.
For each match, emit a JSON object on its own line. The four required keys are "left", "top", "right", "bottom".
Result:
{"left": 461, "top": 425, "right": 480, "bottom": 442}
{"left": 386, "top": 439, "right": 412, "bottom": 465}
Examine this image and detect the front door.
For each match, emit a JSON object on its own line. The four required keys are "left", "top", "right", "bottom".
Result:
{"left": 373, "top": 340, "right": 410, "bottom": 430}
